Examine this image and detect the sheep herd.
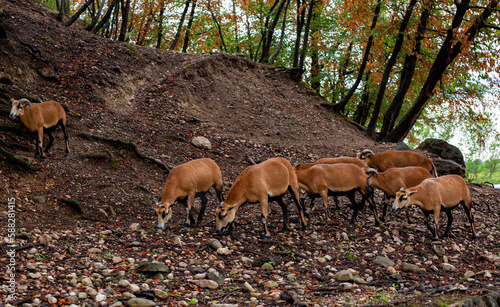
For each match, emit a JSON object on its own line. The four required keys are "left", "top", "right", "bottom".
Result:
{"left": 155, "top": 152, "right": 476, "bottom": 242}
{"left": 9, "top": 98, "right": 476, "bottom": 242}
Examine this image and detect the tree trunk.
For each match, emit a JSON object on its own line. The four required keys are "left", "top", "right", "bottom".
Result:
{"left": 170, "top": 0, "right": 191, "bottom": 50}
{"left": 354, "top": 72, "right": 372, "bottom": 125}
{"left": 86, "top": 0, "right": 105, "bottom": 31}
{"left": 261, "top": 0, "right": 287, "bottom": 63}
{"left": 378, "top": 0, "right": 433, "bottom": 140}
{"left": 206, "top": 0, "right": 227, "bottom": 52}
{"left": 270, "top": 0, "right": 291, "bottom": 64}
{"left": 118, "top": 0, "right": 130, "bottom": 41}
{"left": 65, "top": 0, "right": 94, "bottom": 27}
{"left": 91, "top": 0, "right": 118, "bottom": 34}
{"left": 155, "top": 3, "right": 166, "bottom": 49}
{"left": 297, "top": 0, "right": 315, "bottom": 76}
{"left": 365, "top": 0, "right": 417, "bottom": 137}
{"left": 58, "top": 0, "right": 70, "bottom": 20}
{"left": 384, "top": 0, "right": 497, "bottom": 142}
{"left": 309, "top": 7, "right": 321, "bottom": 91}
{"left": 333, "top": 0, "right": 382, "bottom": 114}
{"left": 292, "top": 0, "right": 306, "bottom": 68}
{"left": 182, "top": 0, "right": 197, "bottom": 52}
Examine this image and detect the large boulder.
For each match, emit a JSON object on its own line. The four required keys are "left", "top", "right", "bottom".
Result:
{"left": 431, "top": 159, "right": 466, "bottom": 177}
{"left": 418, "top": 138, "right": 465, "bottom": 166}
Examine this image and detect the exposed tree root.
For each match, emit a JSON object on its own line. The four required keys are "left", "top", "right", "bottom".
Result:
{"left": 77, "top": 132, "right": 171, "bottom": 171}
{"left": 0, "top": 145, "right": 40, "bottom": 171}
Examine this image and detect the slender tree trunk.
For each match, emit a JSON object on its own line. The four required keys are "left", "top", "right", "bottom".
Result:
{"left": 378, "top": 0, "right": 433, "bottom": 140}
{"left": 170, "top": 0, "right": 191, "bottom": 50}
{"left": 65, "top": 0, "right": 94, "bottom": 27}
{"left": 309, "top": 6, "right": 321, "bottom": 91}
{"left": 353, "top": 72, "right": 372, "bottom": 125}
{"left": 155, "top": 4, "right": 165, "bottom": 49}
{"left": 91, "top": 0, "right": 118, "bottom": 34}
{"left": 86, "top": 0, "right": 105, "bottom": 31}
{"left": 182, "top": 0, "right": 197, "bottom": 52}
{"left": 118, "top": 0, "right": 130, "bottom": 41}
{"left": 207, "top": 0, "right": 227, "bottom": 52}
{"left": 58, "top": 0, "right": 70, "bottom": 20}
{"left": 261, "top": 0, "right": 287, "bottom": 63}
{"left": 232, "top": 0, "right": 239, "bottom": 53}
{"left": 270, "top": 0, "right": 291, "bottom": 64}
{"left": 384, "top": 0, "right": 497, "bottom": 142}
{"left": 365, "top": 0, "right": 417, "bottom": 137}
{"left": 293, "top": 0, "right": 306, "bottom": 68}
{"left": 333, "top": 0, "right": 382, "bottom": 113}
{"left": 297, "top": 0, "right": 315, "bottom": 76}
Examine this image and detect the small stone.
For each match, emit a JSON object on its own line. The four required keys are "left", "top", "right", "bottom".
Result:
{"left": 174, "top": 236, "right": 183, "bottom": 246}
{"left": 196, "top": 279, "right": 219, "bottom": 289}
{"left": 261, "top": 262, "right": 274, "bottom": 271}
{"left": 401, "top": 263, "right": 420, "bottom": 274}
{"left": 129, "top": 284, "right": 141, "bottom": 292}
{"left": 207, "top": 238, "right": 223, "bottom": 250}
{"left": 153, "top": 289, "right": 169, "bottom": 299}
{"left": 264, "top": 280, "right": 279, "bottom": 288}
{"left": 129, "top": 223, "right": 141, "bottom": 232}
{"left": 126, "top": 298, "right": 156, "bottom": 307}
{"left": 464, "top": 270, "right": 475, "bottom": 279}
{"left": 374, "top": 256, "right": 395, "bottom": 268}
{"left": 387, "top": 267, "right": 397, "bottom": 274}
{"left": 112, "top": 257, "right": 122, "bottom": 264}
{"left": 334, "top": 270, "right": 354, "bottom": 282}
{"left": 217, "top": 247, "right": 232, "bottom": 255}
{"left": 192, "top": 136, "right": 212, "bottom": 150}
{"left": 118, "top": 279, "right": 130, "bottom": 287}
{"left": 78, "top": 292, "right": 88, "bottom": 300}
{"left": 81, "top": 277, "right": 93, "bottom": 287}
{"left": 441, "top": 263, "right": 456, "bottom": 272}
{"left": 243, "top": 282, "right": 255, "bottom": 293}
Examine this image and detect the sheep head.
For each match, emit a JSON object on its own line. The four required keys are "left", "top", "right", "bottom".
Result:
{"left": 155, "top": 202, "right": 173, "bottom": 230}
{"left": 215, "top": 203, "right": 237, "bottom": 234}
{"left": 9, "top": 98, "right": 32, "bottom": 119}
{"left": 393, "top": 187, "right": 417, "bottom": 213}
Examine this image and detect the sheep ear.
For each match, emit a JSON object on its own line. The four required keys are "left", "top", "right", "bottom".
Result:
{"left": 399, "top": 187, "right": 405, "bottom": 193}
{"left": 10, "top": 98, "right": 15, "bottom": 103}
{"left": 409, "top": 190, "right": 417, "bottom": 196}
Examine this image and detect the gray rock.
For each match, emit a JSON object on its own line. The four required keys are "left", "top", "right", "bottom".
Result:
{"left": 243, "top": 282, "right": 255, "bottom": 293}
{"left": 192, "top": 136, "right": 212, "bottom": 150}
{"left": 206, "top": 238, "right": 223, "bottom": 250}
{"left": 264, "top": 280, "right": 279, "bottom": 288}
{"left": 373, "top": 256, "right": 395, "bottom": 268}
{"left": 393, "top": 142, "right": 411, "bottom": 151}
{"left": 432, "top": 244, "right": 445, "bottom": 256}
{"left": 334, "top": 269, "right": 354, "bottom": 282}
{"left": 401, "top": 263, "right": 420, "bottom": 274}
{"left": 431, "top": 159, "right": 466, "bottom": 177}
{"left": 126, "top": 298, "right": 157, "bottom": 307}
{"left": 442, "top": 263, "right": 456, "bottom": 271}
{"left": 418, "top": 138, "right": 465, "bottom": 166}
{"left": 137, "top": 262, "right": 170, "bottom": 273}
{"left": 196, "top": 279, "right": 219, "bottom": 289}
{"left": 207, "top": 268, "right": 225, "bottom": 285}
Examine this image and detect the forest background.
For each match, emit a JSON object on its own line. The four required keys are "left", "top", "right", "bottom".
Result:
{"left": 43, "top": 0, "right": 500, "bottom": 183}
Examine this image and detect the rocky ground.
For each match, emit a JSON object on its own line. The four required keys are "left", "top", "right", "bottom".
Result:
{"left": 0, "top": 0, "right": 499, "bottom": 306}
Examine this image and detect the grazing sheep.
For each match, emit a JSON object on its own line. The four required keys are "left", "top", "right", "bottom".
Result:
{"left": 357, "top": 149, "right": 437, "bottom": 177}
{"left": 216, "top": 157, "right": 307, "bottom": 240}
{"left": 9, "top": 98, "right": 69, "bottom": 161}
{"left": 366, "top": 167, "right": 433, "bottom": 223}
{"left": 295, "top": 163, "right": 380, "bottom": 226}
{"left": 393, "top": 175, "right": 477, "bottom": 241}
{"left": 155, "top": 158, "right": 223, "bottom": 230}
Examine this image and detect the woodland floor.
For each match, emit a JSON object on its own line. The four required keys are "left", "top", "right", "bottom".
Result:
{"left": 0, "top": 0, "right": 499, "bottom": 306}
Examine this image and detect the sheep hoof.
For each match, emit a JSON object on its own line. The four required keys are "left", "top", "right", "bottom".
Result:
{"left": 262, "top": 234, "right": 271, "bottom": 241}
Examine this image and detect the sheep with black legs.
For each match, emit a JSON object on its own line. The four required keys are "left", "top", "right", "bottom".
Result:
{"left": 294, "top": 163, "right": 380, "bottom": 226}
{"left": 365, "top": 166, "right": 433, "bottom": 223}
{"left": 357, "top": 149, "right": 437, "bottom": 177}
{"left": 215, "top": 157, "right": 307, "bottom": 240}
{"left": 293, "top": 157, "right": 369, "bottom": 212}
{"left": 155, "top": 158, "right": 223, "bottom": 230}
{"left": 9, "top": 98, "right": 70, "bottom": 161}
{"left": 392, "top": 175, "right": 477, "bottom": 241}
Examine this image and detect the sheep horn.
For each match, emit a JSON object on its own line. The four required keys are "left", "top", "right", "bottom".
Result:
{"left": 19, "top": 98, "right": 32, "bottom": 110}
{"left": 365, "top": 168, "right": 378, "bottom": 176}
{"left": 361, "top": 149, "right": 374, "bottom": 156}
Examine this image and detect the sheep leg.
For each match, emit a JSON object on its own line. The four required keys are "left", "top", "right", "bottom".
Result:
{"left": 422, "top": 210, "right": 439, "bottom": 241}
{"left": 442, "top": 207, "right": 454, "bottom": 239}
{"left": 44, "top": 127, "right": 55, "bottom": 154}
{"left": 275, "top": 197, "right": 289, "bottom": 233}
{"left": 196, "top": 192, "right": 208, "bottom": 225}
{"left": 183, "top": 193, "right": 196, "bottom": 227}
{"left": 381, "top": 195, "right": 388, "bottom": 222}
{"left": 346, "top": 191, "right": 360, "bottom": 225}
{"left": 461, "top": 200, "right": 477, "bottom": 240}
{"left": 214, "top": 183, "right": 223, "bottom": 203}
{"left": 365, "top": 193, "right": 380, "bottom": 226}
{"left": 319, "top": 190, "right": 331, "bottom": 223}
{"left": 36, "top": 128, "right": 46, "bottom": 161}
{"left": 332, "top": 196, "right": 341, "bottom": 210}
{"left": 260, "top": 198, "right": 271, "bottom": 240}
{"left": 61, "top": 121, "right": 70, "bottom": 155}
{"left": 288, "top": 186, "right": 307, "bottom": 230}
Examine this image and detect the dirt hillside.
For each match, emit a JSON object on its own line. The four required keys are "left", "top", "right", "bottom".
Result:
{"left": 0, "top": 0, "right": 499, "bottom": 306}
